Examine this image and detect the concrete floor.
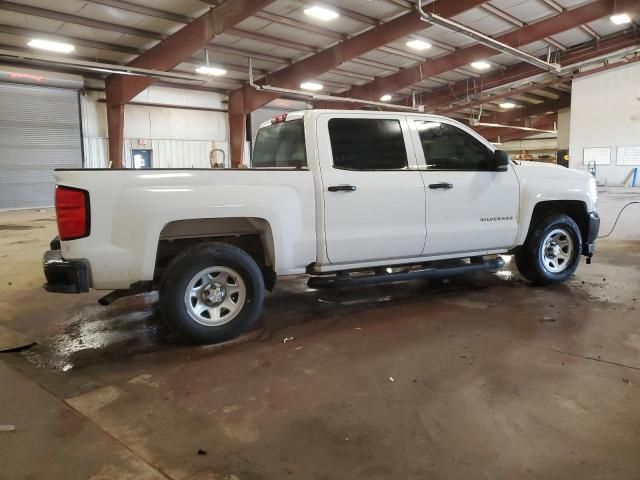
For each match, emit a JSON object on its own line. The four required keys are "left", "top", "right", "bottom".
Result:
{"left": 1, "top": 188, "right": 639, "bottom": 480}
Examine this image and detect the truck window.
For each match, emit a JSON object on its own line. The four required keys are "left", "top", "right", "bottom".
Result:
{"left": 328, "top": 118, "right": 408, "bottom": 170}
{"left": 415, "top": 121, "right": 492, "bottom": 171}
{"left": 253, "top": 119, "right": 306, "bottom": 168}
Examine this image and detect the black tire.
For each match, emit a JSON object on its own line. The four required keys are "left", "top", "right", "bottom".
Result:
{"left": 160, "top": 242, "right": 265, "bottom": 344}
{"left": 515, "top": 213, "right": 582, "bottom": 285}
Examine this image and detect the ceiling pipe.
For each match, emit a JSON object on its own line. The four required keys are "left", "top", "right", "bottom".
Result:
{"left": 0, "top": 48, "right": 218, "bottom": 83}
{"left": 246, "top": 57, "right": 422, "bottom": 112}
{"left": 471, "top": 121, "right": 558, "bottom": 134}
{"left": 417, "top": 0, "right": 562, "bottom": 73}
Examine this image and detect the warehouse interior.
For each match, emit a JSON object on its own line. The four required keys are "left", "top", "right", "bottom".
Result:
{"left": 1, "top": 0, "right": 640, "bottom": 478}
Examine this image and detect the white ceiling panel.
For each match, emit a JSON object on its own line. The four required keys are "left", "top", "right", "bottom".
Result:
{"left": 57, "top": 23, "right": 132, "bottom": 44}
{"left": 75, "top": 2, "right": 149, "bottom": 28}
{"left": 452, "top": 7, "right": 515, "bottom": 36}
{"left": 134, "top": 0, "right": 207, "bottom": 17}
{"left": 253, "top": 22, "right": 335, "bottom": 49}
{"left": 264, "top": 1, "right": 370, "bottom": 35}
{"left": 106, "top": 33, "right": 157, "bottom": 50}
{"left": 488, "top": 0, "right": 555, "bottom": 24}
{"left": 552, "top": 0, "right": 593, "bottom": 9}
{"left": 5, "top": 0, "right": 89, "bottom": 15}
{"left": 134, "top": 17, "right": 182, "bottom": 36}
{"left": 549, "top": 27, "right": 592, "bottom": 48}
{"left": 338, "top": 60, "right": 387, "bottom": 77}
{"left": 0, "top": 10, "right": 65, "bottom": 31}
{"left": 423, "top": 24, "right": 477, "bottom": 49}
{"left": 586, "top": 17, "right": 631, "bottom": 38}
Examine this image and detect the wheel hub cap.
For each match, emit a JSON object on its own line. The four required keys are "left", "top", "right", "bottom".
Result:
{"left": 184, "top": 266, "right": 247, "bottom": 327}
{"left": 546, "top": 242, "right": 562, "bottom": 258}
{"left": 540, "top": 228, "right": 574, "bottom": 274}
{"left": 202, "top": 282, "right": 226, "bottom": 306}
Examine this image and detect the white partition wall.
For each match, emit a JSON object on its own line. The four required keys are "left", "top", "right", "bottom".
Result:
{"left": 569, "top": 62, "right": 640, "bottom": 186}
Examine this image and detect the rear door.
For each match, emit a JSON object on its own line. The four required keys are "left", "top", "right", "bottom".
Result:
{"left": 318, "top": 113, "right": 426, "bottom": 265}
{"left": 408, "top": 117, "right": 519, "bottom": 256}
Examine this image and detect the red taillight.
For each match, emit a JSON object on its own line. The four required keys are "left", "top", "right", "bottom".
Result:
{"left": 55, "top": 186, "right": 90, "bottom": 240}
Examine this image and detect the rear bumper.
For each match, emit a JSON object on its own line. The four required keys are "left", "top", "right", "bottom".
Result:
{"left": 582, "top": 211, "right": 600, "bottom": 257}
{"left": 43, "top": 248, "right": 90, "bottom": 293}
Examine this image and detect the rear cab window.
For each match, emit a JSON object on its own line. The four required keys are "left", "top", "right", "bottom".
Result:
{"left": 252, "top": 119, "right": 306, "bottom": 168}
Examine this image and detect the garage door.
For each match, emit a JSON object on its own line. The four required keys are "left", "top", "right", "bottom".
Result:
{"left": 0, "top": 82, "right": 82, "bottom": 209}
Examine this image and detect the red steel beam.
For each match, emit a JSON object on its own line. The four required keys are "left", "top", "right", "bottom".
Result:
{"left": 348, "top": 0, "right": 633, "bottom": 101}
{"left": 234, "top": 0, "right": 488, "bottom": 113}
{"left": 228, "top": 0, "right": 488, "bottom": 166}
{"left": 421, "top": 29, "right": 640, "bottom": 113}
{"left": 104, "top": 0, "right": 273, "bottom": 167}
{"left": 105, "top": 1, "right": 273, "bottom": 106}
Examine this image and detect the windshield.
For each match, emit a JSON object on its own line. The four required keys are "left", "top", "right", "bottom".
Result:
{"left": 252, "top": 119, "right": 306, "bottom": 168}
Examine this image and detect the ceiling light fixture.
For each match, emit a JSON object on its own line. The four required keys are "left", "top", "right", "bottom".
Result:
{"left": 300, "top": 81, "right": 323, "bottom": 91}
{"left": 27, "top": 39, "right": 74, "bottom": 53}
{"left": 610, "top": 13, "right": 631, "bottom": 25}
{"left": 195, "top": 66, "right": 227, "bottom": 76}
{"left": 406, "top": 39, "right": 432, "bottom": 50}
{"left": 380, "top": 94, "right": 392, "bottom": 102}
{"left": 471, "top": 61, "right": 491, "bottom": 71}
{"left": 304, "top": 6, "right": 339, "bottom": 21}
{"left": 500, "top": 102, "right": 517, "bottom": 109}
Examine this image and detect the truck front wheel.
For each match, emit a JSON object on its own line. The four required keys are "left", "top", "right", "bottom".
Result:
{"left": 160, "top": 242, "right": 265, "bottom": 344}
{"left": 515, "top": 214, "right": 582, "bottom": 285}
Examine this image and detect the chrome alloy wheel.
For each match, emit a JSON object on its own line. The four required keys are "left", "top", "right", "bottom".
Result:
{"left": 540, "top": 228, "right": 574, "bottom": 273}
{"left": 184, "top": 266, "right": 246, "bottom": 326}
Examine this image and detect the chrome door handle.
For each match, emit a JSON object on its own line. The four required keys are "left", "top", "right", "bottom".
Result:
{"left": 428, "top": 182, "right": 453, "bottom": 190}
{"left": 328, "top": 185, "right": 357, "bottom": 192}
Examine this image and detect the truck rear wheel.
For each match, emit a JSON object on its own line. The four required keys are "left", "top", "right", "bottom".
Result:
{"left": 160, "top": 242, "right": 265, "bottom": 344}
{"left": 515, "top": 213, "right": 582, "bottom": 285}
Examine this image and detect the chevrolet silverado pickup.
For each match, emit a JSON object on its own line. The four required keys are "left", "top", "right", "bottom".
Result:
{"left": 44, "top": 110, "right": 600, "bottom": 343}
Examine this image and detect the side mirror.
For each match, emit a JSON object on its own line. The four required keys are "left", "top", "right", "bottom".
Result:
{"left": 492, "top": 150, "right": 510, "bottom": 172}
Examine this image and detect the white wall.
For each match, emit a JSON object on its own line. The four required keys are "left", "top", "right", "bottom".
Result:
{"left": 80, "top": 85, "right": 231, "bottom": 168}
{"left": 569, "top": 62, "right": 640, "bottom": 185}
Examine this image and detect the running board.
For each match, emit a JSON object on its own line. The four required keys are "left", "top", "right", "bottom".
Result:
{"left": 307, "top": 257, "right": 505, "bottom": 290}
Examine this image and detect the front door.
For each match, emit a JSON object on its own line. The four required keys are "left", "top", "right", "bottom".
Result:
{"left": 408, "top": 117, "right": 519, "bottom": 256}
{"left": 318, "top": 114, "right": 426, "bottom": 265}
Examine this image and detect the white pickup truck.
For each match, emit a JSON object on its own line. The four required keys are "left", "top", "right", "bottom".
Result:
{"left": 44, "top": 110, "right": 600, "bottom": 344}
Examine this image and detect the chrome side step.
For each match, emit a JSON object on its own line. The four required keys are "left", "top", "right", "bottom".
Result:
{"left": 307, "top": 257, "right": 505, "bottom": 290}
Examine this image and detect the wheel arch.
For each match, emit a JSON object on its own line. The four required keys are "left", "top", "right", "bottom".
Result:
{"left": 519, "top": 200, "right": 589, "bottom": 246}
{"left": 153, "top": 217, "right": 276, "bottom": 289}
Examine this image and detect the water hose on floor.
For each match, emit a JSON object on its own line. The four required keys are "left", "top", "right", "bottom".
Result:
{"left": 597, "top": 202, "right": 640, "bottom": 238}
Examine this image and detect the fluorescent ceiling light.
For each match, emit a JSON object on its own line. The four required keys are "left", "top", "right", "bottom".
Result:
{"left": 471, "top": 61, "right": 491, "bottom": 71}
{"left": 380, "top": 94, "right": 392, "bottom": 102}
{"left": 406, "top": 39, "right": 432, "bottom": 50}
{"left": 300, "top": 81, "right": 323, "bottom": 91}
{"left": 500, "top": 102, "right": 517, "bottom": 109}
{"left": 304, "top": 6, "right": 339, "bottom": 21}
{"left": 610, "top": 13, "right": 631, "bottom": 25}
{"left": 27, "top": 39, "right": 74, "bottom": 53}
{"left": 195, "top": 66, "right": 227, "bottom": 76}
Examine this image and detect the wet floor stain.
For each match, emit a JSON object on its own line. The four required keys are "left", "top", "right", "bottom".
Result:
{"left": 15, "top": 265, "right": 585, "bottom": 374}
{"left": 10, "top": 243, "right": 640, "bottom": 376}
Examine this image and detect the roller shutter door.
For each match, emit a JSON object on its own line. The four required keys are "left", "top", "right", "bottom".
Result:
{"left": 0, "top": 82, "right": 82, "bottom": 209}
